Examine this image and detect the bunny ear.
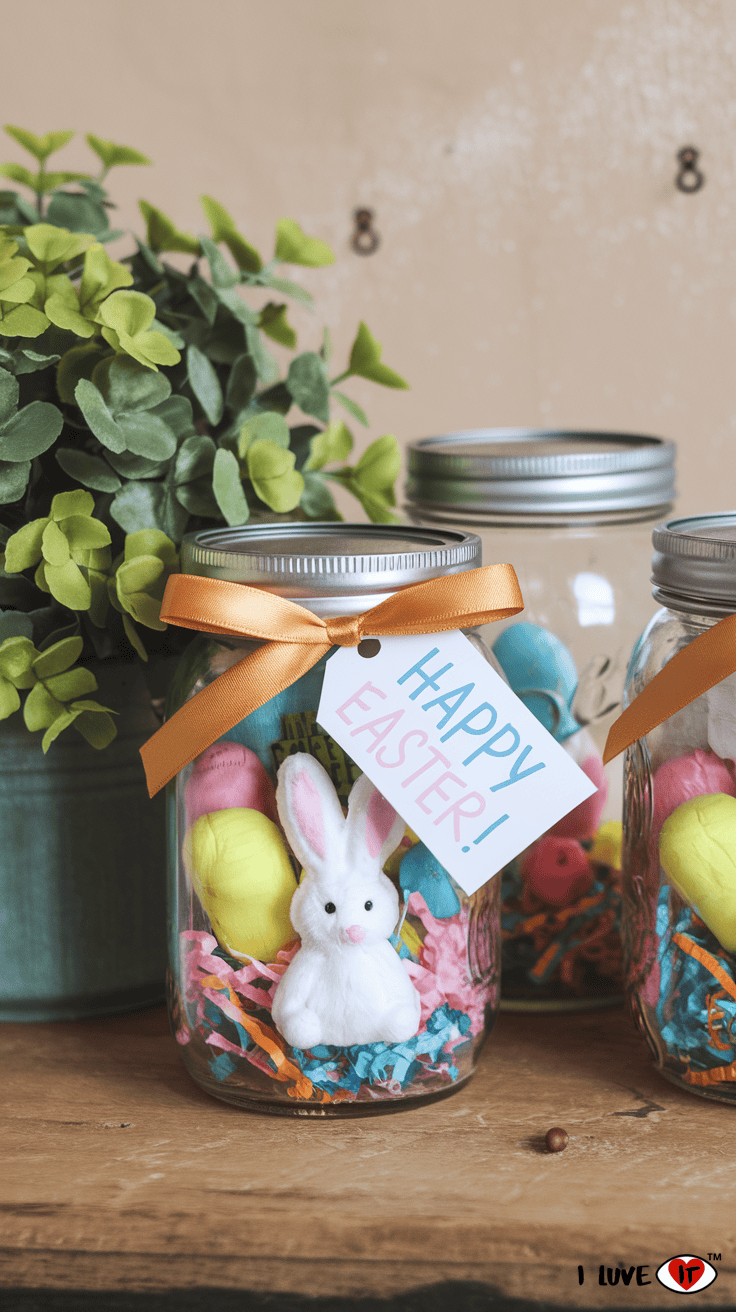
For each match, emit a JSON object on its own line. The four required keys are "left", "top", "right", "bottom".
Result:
{"left": 276, "top": 752, "right": 345, "bottom": 876}
{"left": 346, "top": 772, "right": 406, "bottom": 870}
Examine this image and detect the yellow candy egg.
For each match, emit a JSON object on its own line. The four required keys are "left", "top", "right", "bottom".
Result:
{"left": 659, "top": 793, "right": 736, "bottom": 952}
{"left": 184, "top": 807, "right": 297, "bottom": 961}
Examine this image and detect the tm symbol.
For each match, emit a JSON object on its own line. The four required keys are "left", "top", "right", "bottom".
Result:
{"left": 708, "top": 1253, "right": 722, "bottom": 1263}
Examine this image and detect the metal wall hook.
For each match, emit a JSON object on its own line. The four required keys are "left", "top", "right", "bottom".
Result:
{"left": 676, "top": 146, "right": 705, "bottom": 194}
{"left": 351, "top": 207, "right": 380, "bottom": 255}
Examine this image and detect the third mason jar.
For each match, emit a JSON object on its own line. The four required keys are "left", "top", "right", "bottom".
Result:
{"left": 406, "top": 429, "right": 676, "bottom": 1009}
{"left": 622, "top": 514, "right": 736, "bottom": 1102}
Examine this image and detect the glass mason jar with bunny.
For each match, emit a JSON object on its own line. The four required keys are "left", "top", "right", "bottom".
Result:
{"left": 150, "top": 524, "right": 526, "bottom": 1115}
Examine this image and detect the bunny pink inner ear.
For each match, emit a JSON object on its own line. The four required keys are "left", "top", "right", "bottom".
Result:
{"left": 292, "top": 768, "right": 327, "bottom": 860}
{"left": 365, "top": 789, "right": 397, "bottom": 859}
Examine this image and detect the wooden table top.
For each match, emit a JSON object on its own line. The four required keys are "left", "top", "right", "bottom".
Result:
{"left": 2, "top": 1002, "right": 734, "bottom": 1307}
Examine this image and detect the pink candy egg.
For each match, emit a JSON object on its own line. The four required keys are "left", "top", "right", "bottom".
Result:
{"left": 651, "top": 749, "right": 736, "bottom": 851}
{"left": 185, "top": 743, "right": 279, "bottom": 827}
{"left": 550, "top": 754, "right": 608, "bottom": 841}
{"left": 521, "top": 836, "right": 594, "bottom": 908}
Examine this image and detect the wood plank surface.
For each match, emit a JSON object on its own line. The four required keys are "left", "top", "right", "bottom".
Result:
{"left": 1, "top": 1004, "right": 734, "bottom": 1306}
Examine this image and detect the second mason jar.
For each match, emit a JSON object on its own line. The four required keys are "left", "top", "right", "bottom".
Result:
{"left": 165, "top": 523, "right": 505, "bottom": 1114}
{"left": 406, "top": 429, "right": 676, "bottom": 1009}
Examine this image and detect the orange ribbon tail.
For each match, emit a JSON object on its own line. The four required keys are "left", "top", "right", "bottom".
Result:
{"left": 603, "top": 612, "right": 736, "bottom": 764}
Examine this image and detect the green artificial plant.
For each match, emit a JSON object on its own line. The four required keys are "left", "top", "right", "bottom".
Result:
{"left": 0, "top": 128, "right": 409, "bottom": 750}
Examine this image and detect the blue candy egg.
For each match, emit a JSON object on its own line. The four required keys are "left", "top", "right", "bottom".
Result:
{"left": 492, "top": 622, "right": 579, "bottom": 742}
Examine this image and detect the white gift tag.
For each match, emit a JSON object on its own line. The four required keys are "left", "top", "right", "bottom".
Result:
{"left": 317, "top": 631, "right": 597, "bottom": 896}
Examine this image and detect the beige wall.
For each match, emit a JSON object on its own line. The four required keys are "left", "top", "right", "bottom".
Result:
{"left": 6, "top": 0, "right": 736, "bottom": 517}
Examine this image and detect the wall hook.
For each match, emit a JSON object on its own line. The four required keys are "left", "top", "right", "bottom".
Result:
{"left": 676, "top": 146, "right": 705, "bottom": 194}
{"left": 351, "top": 207, "right": 380, "bottom": 255}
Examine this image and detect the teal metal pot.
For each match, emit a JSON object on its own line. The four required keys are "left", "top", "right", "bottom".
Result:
{"left": 0, "top": 661, "right": 166, "bottom": 1021}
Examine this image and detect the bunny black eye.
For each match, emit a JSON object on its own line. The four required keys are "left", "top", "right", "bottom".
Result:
{"left": 324, "top": 902, "right": 336, "bottom": 914}
{"left": 364, "top": 900, "right": 373, "bottom": 911}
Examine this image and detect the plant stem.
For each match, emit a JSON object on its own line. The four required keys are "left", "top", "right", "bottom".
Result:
{"left": 330, "top": 370, "right": 351, "bottom": 387}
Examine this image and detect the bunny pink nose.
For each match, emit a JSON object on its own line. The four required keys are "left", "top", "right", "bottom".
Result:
{"left": 345, "top": 924, "right": 365, "bottom": 944}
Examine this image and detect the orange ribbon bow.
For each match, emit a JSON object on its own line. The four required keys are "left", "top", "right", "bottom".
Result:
{"left": 603, "top": 612, "right": 736, "bottom": 764}
{"left": 140, "top": 563, "right": 524, "bottom": 797}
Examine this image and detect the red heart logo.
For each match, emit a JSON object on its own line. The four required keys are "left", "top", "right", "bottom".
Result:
{"left": 668, "top": 1258, "right": 705, "bottom": 1289}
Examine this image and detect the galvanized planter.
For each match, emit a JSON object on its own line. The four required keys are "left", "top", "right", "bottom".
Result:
{"left": 0, "top": 661, "right": 166, "bottom": 1021}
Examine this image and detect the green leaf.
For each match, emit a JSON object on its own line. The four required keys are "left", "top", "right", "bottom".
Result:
{"left": 212, "top": 448, "right": 250, "bottom": 526}
{"left": 24, "top": 682, "right": 63, "bottom": 731}
{"left": 0, "top": 163, "right": 37, "bottom": 189}
{"left": 186, "top": 344, "right": 223, "bottom": 426}
{"left": 299, "top": 471, "right": 342, "bottom": 521}
{"left": 107, "top": 356, "right": 171, "bottom": 413}
{"left": 187, "top": 274, "right": 219, "bottom": 324}
{"left": 305, "top": 419, "right": 353, "bottom": 471}
{"left": 264, "top": 276, "right": 314, "bottom": 312}
{"left": 247, "top": 440, "right": 304, "bottom": 512}
{"left": 110, "top": 480, "right": 189, "bottom": 541}
{"left": 237, "top": 411, "right": 290, "bottom": 455}
{"left": 0, "top": 635, "right": 37, "bottom": 682}
{"left": 41, "top": 707, "right": 82, "bottom": 751}
{"left": 138, "top": 200, "right": 201, "bottom": 256}
{"left": 24, "top": 224, "right": 94, "bottom": 272}
{"left": 99, "top": 290, "right": 181, "bottom": 370}
{"left": 42, "top": 521, "right": 71, "bottom": 567}
{"left": 287, "top": 352, "right": 330, "bottom": 423}
{"left": 123, "top": 529, "right": 178, "bottom": 566}
{"left": 338, "top": 476, "right": 400, "bottom": 524}
{"left": 199, "top": 236, "right": 239, "bottom": 290}
{"left": 353, "top": 433, "right": 400, "bottom": 503}
{"left": 225, "top": 353, "right": 257, "bottom": 415}
{"left": 32, "top": 634, "right": 83, "bottom": 678}
{"left": 0, "top": 678, "right": 20, "bottom": 719}
{"left": 72, "top": 707, "right": 117, "bottom": 749}
{"left": 175, "top": 434, "right": 216, "bottom": 485}
{"left": 331, "top": 387, "right": 369, "bottom": 427}
{"left": 61, "top": 515, "right": 111, "bottom": 554}
{"left": 4, "top": 518, "right": 47, "bottom": 572}
{"left": 150, "top": 395, "right": 196, "bottom": 439}
{"left": 0, "top": 459, "right": 30, "bottom": 502}
{"left": 43, "top": 559, "right": 91, "bottom": 610}
{"left": 200, "top": 195, "right": 262, "bottom": 273}
{"left": 347, "top": 322, "right": 409, "bottom": 389}
{"left": 86, "top": 135, "right": 151, "bottom": 170}
{"left": 46, "top": 191, "right": 109, "bottom": 236}
{"left": 115, "top": 412, "right": 177, "bottom": 461}
{"left": 275, "top": 218, "right": 335, "bottom": 267}
{"left": 50, "top": 489, "right": 96, "bottom": 521}
{"left": 0, "top": 370, "right": 18, "bottom": 425}
{"left": 175, "top": 482, "right": 220, "bottom": 518}
{"left": 55, "top": 448, "right": 121, "bottom": 493}
{"left": 74, "top": 380, "right": 126, "bottom": 453}
{"left": 45, "top": 667, "right": 98, "bottom": 700}
{"left": 258, "top": 302, "right": 296, "bottom": 348}
{"left": 4, "top": 127, "right": 74, "bottom": 164}
{"left": 0, "top": 302, "right": 49, "bottom": 337}
{"left": 0, "top": 398, "right": 63, "bottom": 461}
{"left": 11, "top": 345, "right": 62, "bottom": 375}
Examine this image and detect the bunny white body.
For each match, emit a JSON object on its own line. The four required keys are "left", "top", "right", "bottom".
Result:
{"left": 271, "top": 754, "right": 421, "bottom": 1049}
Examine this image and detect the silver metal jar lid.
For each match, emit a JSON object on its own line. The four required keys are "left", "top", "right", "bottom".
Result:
{"left": 651, "top": 514, "right": 736, "bottom": 615}
{"left": 180, "top": 522, "right": 481, "bottom": 596}
{"left": 405, "top": 429, "right": 676, "bottom": 519}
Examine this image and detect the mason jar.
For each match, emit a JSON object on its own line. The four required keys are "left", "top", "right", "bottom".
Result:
{"left": 405, "top": 429, "right": 676, "bottom": 1009}
{"left": 622, "top": 514, "right": 736, "bottom": 1103}
{"left": 165, "top": 523, "right": 505, "bottom": 1115}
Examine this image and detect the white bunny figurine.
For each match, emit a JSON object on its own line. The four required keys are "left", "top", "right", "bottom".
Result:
{"left": 271, "top": 752, "right": 421, "bottom": 1050}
